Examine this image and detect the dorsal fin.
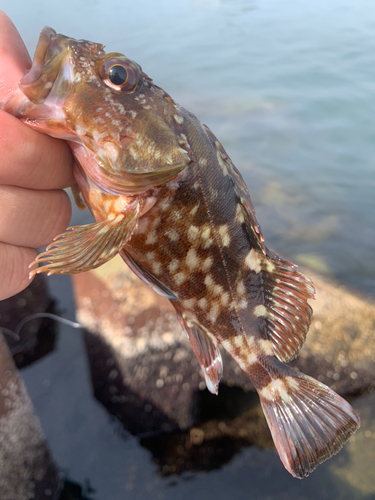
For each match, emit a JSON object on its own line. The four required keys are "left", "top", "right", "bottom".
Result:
{"left": 200, "top": 128, "right": 315, "bottom": 362}
{"left": 220, "top": 146, "right": 315, "bottom": 361}
{"left": 251, "top": 251, "right": 315, "bottom": 362}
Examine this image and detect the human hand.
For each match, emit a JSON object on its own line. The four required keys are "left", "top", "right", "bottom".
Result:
{"left": 0, "top": 11, "right": 75, "bottom": 300}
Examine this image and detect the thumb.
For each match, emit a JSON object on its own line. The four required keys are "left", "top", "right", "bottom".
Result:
{"left": 0, "top": 11, "right": 31, "bottom": 100}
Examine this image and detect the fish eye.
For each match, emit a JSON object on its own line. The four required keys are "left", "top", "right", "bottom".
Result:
{"left": 100, "top": 54, "right": 141, "bottom": 93}
{"left": 108, "top": 65, "right": 128, "bottom": 86}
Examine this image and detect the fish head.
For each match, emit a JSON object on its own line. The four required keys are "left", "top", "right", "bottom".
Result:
{"left": 1, "top": 27, "right": 191, "bottom": 195}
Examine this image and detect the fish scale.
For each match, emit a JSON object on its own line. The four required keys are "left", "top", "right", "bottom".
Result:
{"left": 0, "top": 25, "right": 360, "bottom": 479}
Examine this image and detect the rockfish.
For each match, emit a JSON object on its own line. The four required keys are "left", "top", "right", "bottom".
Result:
{"left": 0, "top": 27, "right": 360, "bottom": 478}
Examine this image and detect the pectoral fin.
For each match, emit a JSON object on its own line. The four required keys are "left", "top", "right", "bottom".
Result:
{"left": 29, "top": 202, "right": 140, "bottom": 277}
{"left": 178, "top": 314, "right": 223, "bottom": 395}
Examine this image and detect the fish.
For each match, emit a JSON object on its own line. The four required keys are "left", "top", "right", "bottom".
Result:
{"left": 0, "top": 26, "right": 360, "bottom": 478}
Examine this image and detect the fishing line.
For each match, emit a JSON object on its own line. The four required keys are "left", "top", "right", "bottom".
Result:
{"left": 0, "top": 297, "right": 126, "bottom": 341}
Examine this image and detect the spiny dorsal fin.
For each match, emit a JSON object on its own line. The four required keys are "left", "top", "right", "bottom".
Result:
{"left": 222, "top": 154, "right": 315, "bottom": 361}
{"left": 29, "top": 202, "right": 141, "bottom": 276}
{"left": 202, "top": 128, "right": 315, "bottom": 361}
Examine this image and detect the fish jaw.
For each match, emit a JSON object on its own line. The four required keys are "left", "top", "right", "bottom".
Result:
{"left": 0, "top": 28, "right": 79, "bottom": 141}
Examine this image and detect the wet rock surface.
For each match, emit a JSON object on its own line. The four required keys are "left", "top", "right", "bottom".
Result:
{"left": 0, "top": 332, "right": 61, "bottom": 500}
{"left": 0, "top": 275, "right": 57, "bottom": 369}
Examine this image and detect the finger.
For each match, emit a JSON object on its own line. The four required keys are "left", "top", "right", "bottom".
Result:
{"left": 0, "top": 11, "right": 31, "bottom": 99}
{"left": 0, "top": 110, "right": 76, "bottom": 189}
{"left": 0, "top": 242, "right": 36, "bottom": 300}
{"left": 0, "top": 185, "right": 72, "bottom": 248}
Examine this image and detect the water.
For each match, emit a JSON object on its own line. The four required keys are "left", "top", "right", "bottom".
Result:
{"left": 1, "top": 1, "right": 375, "bottom": 498}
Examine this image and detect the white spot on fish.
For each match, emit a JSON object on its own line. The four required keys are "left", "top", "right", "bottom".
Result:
{"left": 201, "top": 226, "right": 211, "bottom": 240}
{"left": 188, "top": 225, "right": 199, "bottom": 242}
{"left": 216, "top": 150, "right": 229, "bottom": 176}
{"left": 253, "top": 305, "right": 268, "bottom": 318}
{"left": 186, "top": 248, "right": 200, "bottom": 270}
{"left": 168, "top": 259, "right": 180, "bottom": 273}
{"left": 174, "top": 114, "right": 184, "bottom": 124}
{"left": 199, "top": 158, "right": 207, "bottom": 166}
{"left": 213, "top": 284, "right": 223, "bottom": 296}
{"left": 202, "top": 256, "right": 213, "bottom": 271}
{"left": 218, "top": 224, "right": 231, "bottom": 247}
{"left": 183, "top": 298, "right": 195, "bottom": 309}
{"left": 237, "top": 280, "right": 246, "bottom": 296}
{"left": 174, "top": 272, "right": 186, "bottom": 285}
{"left": 204, "top": 274, "right": 214, "bottom": 288}
{"left": 209, "top": 303, "right": 220, "bottom": 323}
{"left": 237, "top": 298, "right": 248, "bottom": 310}
{"left": 146, "top": 252, "right": 155, "bottom": 262}
{"left": 235, "top": 204, "right": 245, "bottom": 223}
{"left": 146, "top": 230, "right": 157, "bottom": 245}
{"left": 266, "top": 260, "right": 276, "bottom": 272}
{"left": 259, "top": 339, "right": 274, "bottom": 356}
{"left": 198, "top": 298, "right": 207, "bottom": 309}
{"left": 233, "top": 336, "right": 244, "bottom": 349}
{"left": 190, "top": 204, "right": 200, "bottom": 216}
{"left": 245, "top": 249, "right": 262, "bottom": 273}
{"left": 260, "top": 378, "right": 290, "bottom": 403}
{"left": 171, "top": 210, "right": 182, "bottom": 221}
{"left": 165, "top": 229, "right": 179, "bottom": 242}
{"left": 247, "top": 352, "right": 258, "bottom": 365}
{"left": 152, "top": 262, "right": 162, "bottom": 275}
{"left": 285, "top": 376, "right": 300, "bottom": 391}
{"left": 221, "top": 292, "right": 230, "bottom": 306}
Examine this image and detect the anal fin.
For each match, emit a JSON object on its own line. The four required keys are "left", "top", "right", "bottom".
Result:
{"left": 120, "top": 249, "right": 177, "bottom": 300}
{"left": 178, "top": 314, "right": 223, "bottom": 395}
{"left": 29, "top": 202, "right": 140, "bottom": 276}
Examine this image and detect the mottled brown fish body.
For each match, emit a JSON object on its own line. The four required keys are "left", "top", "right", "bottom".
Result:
{"left": 0, "top": 27, "right": 360, "bottom": 479}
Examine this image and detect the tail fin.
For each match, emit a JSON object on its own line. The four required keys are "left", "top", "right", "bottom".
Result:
{"left": 258, "top": 371, "right": 360, "bottom": 478}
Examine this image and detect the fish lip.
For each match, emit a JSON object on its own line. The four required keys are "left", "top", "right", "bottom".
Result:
{"left": 19, "top": 26, "right": 57, "bottom": 87}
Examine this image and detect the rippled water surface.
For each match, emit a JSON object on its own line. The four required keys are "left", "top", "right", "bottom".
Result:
{"left": 2, "top": 0, "right": 375, "bottom": 499}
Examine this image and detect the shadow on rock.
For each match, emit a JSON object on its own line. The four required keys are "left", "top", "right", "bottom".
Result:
{"left": 83, "top": 326, "right": 274, "bottom": 475}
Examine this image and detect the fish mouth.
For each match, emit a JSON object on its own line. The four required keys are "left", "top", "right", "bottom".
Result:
{"left": 18, "top": 26, "right": 69, "bottom": 104}
{"left": 20, "top": 27, "right": 57, "bottom": 88}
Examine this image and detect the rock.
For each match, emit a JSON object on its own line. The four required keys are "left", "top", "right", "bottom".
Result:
{"left": 289, "top": 272, "right": 375, "bottom": 395}
{"left": 0, "top": 332, "right": 61, "bottom": 500}
{"left": 73, "top": 257, "right": 375, "bottom": 477}
{"left": 0, "top": 275, "right": 57, "bottom": 369}
{"left": 73, "top": 255, "right": 375, "bottom": 436}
